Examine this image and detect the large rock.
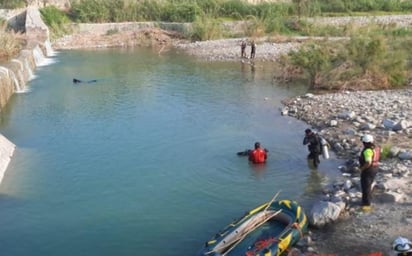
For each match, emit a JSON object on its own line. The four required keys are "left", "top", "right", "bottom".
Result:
{"left": 309, "top": 201, "right": 342, "bottom": 228}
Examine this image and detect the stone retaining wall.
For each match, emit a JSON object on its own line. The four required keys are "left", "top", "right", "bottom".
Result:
{"left": 0, "top": 7, "right": 51, "bottom": 184}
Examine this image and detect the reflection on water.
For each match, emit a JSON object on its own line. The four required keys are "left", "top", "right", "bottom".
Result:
{"left": 305, "top": 169, "right": 327, "bottom": 196}
{"left": 249, "top": 163, "right": 268, "bottom": 179}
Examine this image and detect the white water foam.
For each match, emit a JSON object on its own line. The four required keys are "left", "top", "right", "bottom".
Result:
{"left": 24, "top": 58, "right": 36, "bottom": 81}
{"left": 44, "top": 39, "right": 57, "bottom": 57}
{"left": 33, "top": 45, "right": 56, "bottom": 67}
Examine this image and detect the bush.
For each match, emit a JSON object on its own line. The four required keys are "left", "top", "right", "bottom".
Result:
{"left": 0, "top": 25, "right": 23, "bottom": 61}
{"left": 161, "top": 3, "right": 201, "bottom": 22}
{"left": 287, "top": 41, "right": 336, "bottom": 88}
{"left": 69, "top": 0, "right": 111, "bottom": 22}
{"left": 0, "top": 0, "right": 25, "bottom": 9}
{"left": 282, "top": 30, "right": 409, "bottom": 90}
{"left": 40, "top": 6, "right": 72, "bottom": 38}
{"left": 380, "top": 144, "right": 392, "bottom": 160}
{"left": 190, "top": 16, "right": 223, "bottom": 41}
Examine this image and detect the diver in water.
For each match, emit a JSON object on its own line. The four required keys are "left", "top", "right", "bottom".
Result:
{"left": 73, "top": 78, "right": 97, "bottom": 84}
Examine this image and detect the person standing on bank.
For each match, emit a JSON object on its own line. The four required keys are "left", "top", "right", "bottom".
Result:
{"left": 359, "top": 134, "right": 380, "bottom": 212}
{"left": 248, "top": 142, "right": 267, "bottom": 164}
{"left": 303, "top": 129, "right": 321, "bottom": 168}
{"left": 250, "top": 41, "right": 256, "bottom": 59}
{"left": 240, "top": 40, "right": 247, "bottom": 58}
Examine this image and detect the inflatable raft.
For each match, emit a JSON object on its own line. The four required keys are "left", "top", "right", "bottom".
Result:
{"left": 198, "top": 199, "right": 308, "bottom": 256}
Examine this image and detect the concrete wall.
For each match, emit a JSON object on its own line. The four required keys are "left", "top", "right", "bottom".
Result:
{"left": 0, "top": 135, "right": 15, "bottom": 184}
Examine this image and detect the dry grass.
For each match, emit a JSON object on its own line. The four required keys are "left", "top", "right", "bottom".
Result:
{"left": 0, "top": 25, "right": 25, "bottom": 62}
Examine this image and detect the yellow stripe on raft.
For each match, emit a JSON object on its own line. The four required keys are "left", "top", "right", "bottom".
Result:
{"left": 206, "top": 240, "right": 216, "bottom": 245}
{"left": 279, "top": 200, "right": 292, "bottom": 209}
{"left": 299, "top": 214, "right": 307, "bottom": 229}
{"left": 278, "top": 233, "right": 292, "bottom": 252}
{"left": 249, "top": 203, "right": 268, "bottom": 215}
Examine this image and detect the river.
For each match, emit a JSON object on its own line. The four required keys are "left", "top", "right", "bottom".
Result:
{"left": 0, "top": 48, "right": 342, "bottom": 256}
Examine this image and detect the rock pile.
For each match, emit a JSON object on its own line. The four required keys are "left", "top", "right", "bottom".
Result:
{"left": 281, "top": 89, "right": 412, "bottom": 255}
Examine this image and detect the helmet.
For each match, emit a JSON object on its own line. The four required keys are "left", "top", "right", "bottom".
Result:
{"left": 392, "top": 236, "right": 412, "bottom": 253}
{"left": 362, "top": 134, "right": 374, "bottom": 143}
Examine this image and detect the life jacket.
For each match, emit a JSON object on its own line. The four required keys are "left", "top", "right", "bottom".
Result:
{"left": 249, "top": 149, "right": 266, "bottom": 164}
{"left": 360, "top": 146, "right": 380, "bottom": 168}
{"left": 372, "top": 146, "right": 380, "bottom": 167}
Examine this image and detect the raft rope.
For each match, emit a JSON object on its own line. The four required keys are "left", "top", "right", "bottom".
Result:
{"left": 245, "top": 237, "right": 278, "bottom": 256}
{"left": 292, "top": 222, "right": 303, "bottom": 239}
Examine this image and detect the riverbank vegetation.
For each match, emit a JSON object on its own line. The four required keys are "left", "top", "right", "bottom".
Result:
{"left": 280, "top": 27, "right": 411, "bottom": 90}
{"left": 0, "top": 0, "right": 25, "bottom": 9}
{"left": 0, "top": 21, "right": 24, "bottom": 62}
{"left": 4, "top": 0, "right": 412, "bottom": 90}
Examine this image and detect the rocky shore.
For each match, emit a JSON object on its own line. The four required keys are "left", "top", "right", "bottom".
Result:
{"left": 282, "top": 90, "right": 412, "bottom": 255}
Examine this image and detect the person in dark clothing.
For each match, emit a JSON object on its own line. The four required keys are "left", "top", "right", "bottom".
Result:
{"left": 240, "top": 40, "right": 247, "bottom": 58}
{"left": 248, "top": 142, "right": 267, "bottom": 164}
{"left": 303, "top": 129, "right": 321, "bottom": 168}
{"left": 359, "top": 134, "right": 380, "bottom": 212}
{"left": 250, "top": 41, "right": 256, "bottom": 59}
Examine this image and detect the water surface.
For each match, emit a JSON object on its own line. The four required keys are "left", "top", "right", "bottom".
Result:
{"left": 0, "top": 48, "right": 342, "bottom": 256}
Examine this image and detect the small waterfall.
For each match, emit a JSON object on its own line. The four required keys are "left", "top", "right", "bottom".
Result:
{"left": 11, "top": 59, "right": 23, "bottom": 70}
{"left": 32, "top": 44, "right": 56, "bottom": 67}
{"left": 44, "top": 39, "right": 56, "bottom": 57}
{"left": 32, "top": 45, "right": 46, "bottom": 66}
{"left": 9, "top": 71, "right": 23, "bottom": 93}
{"left": 9, "top": 70, "right": 24, "bottom": 93}
{"left": 24, "top": 58, "right": 35, "bottom": 80}
{"left": 11, "top": 59, "right": 27, "bottom": 92}
{"left": 0, "top": 66, "right": 9, "bottom": 77}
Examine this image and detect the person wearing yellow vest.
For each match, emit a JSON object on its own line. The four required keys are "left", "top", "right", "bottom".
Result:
{"left": 359, "top": 134, "right": 380, "bottom": 212}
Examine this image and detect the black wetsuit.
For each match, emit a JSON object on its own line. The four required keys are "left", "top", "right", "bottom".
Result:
{"left": 303, "top": 133, "right": 321, "bottom": 167}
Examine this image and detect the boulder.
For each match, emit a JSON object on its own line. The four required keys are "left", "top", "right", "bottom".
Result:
{"left": 309, "top": 201, "right": 342, "bottom": 228}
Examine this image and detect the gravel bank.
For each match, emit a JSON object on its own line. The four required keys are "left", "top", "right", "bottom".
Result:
{"left": 173, "top": 37, "right": 301, "bottom": 62}
{"left": 282, "top": 90, "right": 412, "bottom": 255}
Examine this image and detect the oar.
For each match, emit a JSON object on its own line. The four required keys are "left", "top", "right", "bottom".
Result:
{"left": 205, "top": 191, "right": 282, "bottom": 256}
{"left": 221, "top": 209, "right": 283, "bottom": 256}
{"left": 264, "top": 190, "right": 281, "bottom": 211}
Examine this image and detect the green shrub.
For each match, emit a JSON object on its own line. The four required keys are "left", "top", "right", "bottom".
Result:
{"left": 0, "top": 0, "right": 25, "bottom": 9}
{"left": 380, "top": 144, "right": 392, "bottom": 160}
{"left": 69, "top": 0, "right": 111, "bottom": 22}
{"left": 161, "top": 3, "right": 201, "bottom": 22}
{"left": 288, "top": 41, "right": 336, "bottom": 88}
{"left": 40, "top": 6, "right": 72, "bottom": 39}
{"left": 190, "top": 16, "right": 223, "bottom": 41}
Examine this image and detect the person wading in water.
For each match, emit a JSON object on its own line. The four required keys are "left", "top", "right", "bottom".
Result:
{"left": 303, "top": 129, "right": 321, "bottom": 168}
{"left": 248, "top": 142, "right": 267, "bottom": 164}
